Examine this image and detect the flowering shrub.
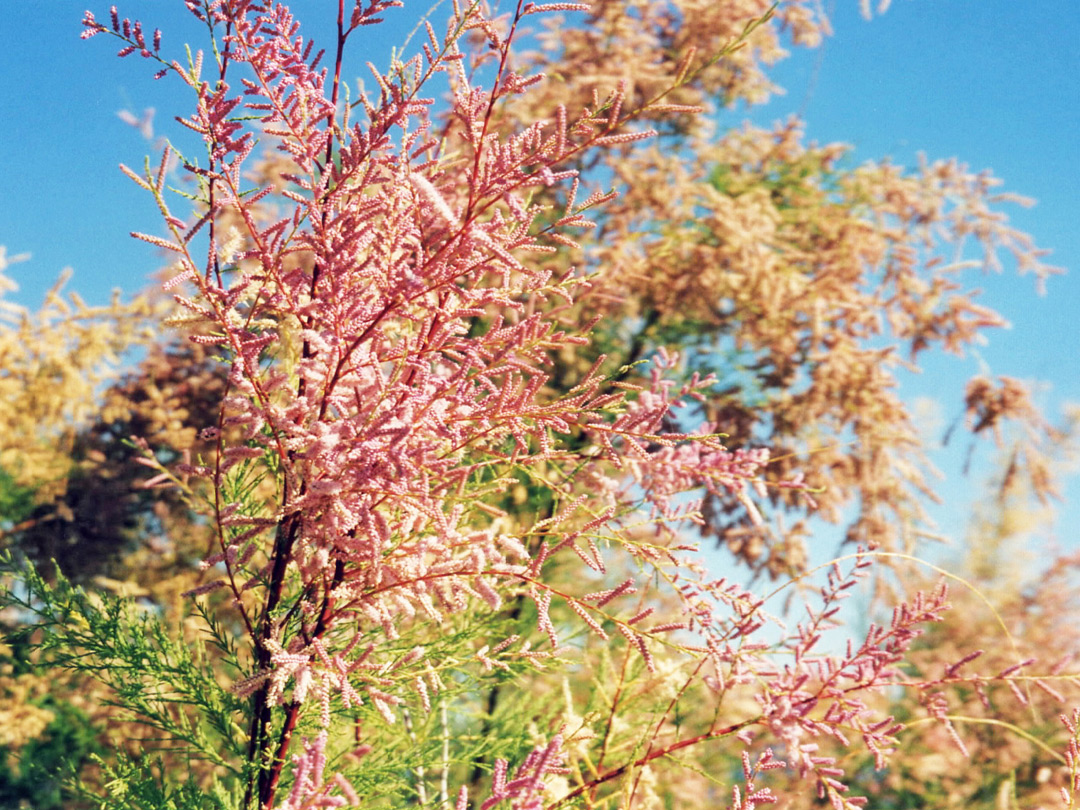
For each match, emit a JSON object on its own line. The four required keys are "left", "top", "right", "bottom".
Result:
{"left": 0, "top": 2, "right": 1075, "bottom": 809}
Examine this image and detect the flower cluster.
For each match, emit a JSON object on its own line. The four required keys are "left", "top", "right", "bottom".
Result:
{"left": 81, "top": 1, "right": 812, "bottom": 806}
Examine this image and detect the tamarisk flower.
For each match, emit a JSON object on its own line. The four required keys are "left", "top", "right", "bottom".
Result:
{"left": 1061, "top": 709, "right": 1080, "bottom": 808}
{"left": 753, "top": 555, "right": 949, "bottom": 805}
{"left": 581, "top": 347, "right": 804, "bottom": 537}
{"left": 479, "top": 735, "right": 569, "bottom": 810}
{"left": 89, "top": 13, "right": 787, "bottom": 803}
{"left": 277, "top": 731, "right": 359, "bottom": 809}
{"left": 730, "top": 749, "right": 786, "bottom": 810}
{"left": 446, "top": 740, "right": 569, "bottom": 810}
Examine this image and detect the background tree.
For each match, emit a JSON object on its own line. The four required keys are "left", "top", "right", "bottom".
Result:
{"left": 0, "top": 250, "right": 156, "bottom": 569}
{"left": 495, "top": 0, "right": 1061, "bottom": 577}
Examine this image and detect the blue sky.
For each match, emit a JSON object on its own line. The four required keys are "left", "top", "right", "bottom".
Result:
{"left": 2, "top": 1, "right": 1077, "bottom": 551}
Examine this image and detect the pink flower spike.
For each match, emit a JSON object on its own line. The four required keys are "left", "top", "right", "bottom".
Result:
{"left": 944, "top": 649, "right": 984, "bottom": 678}
{"left": 522, "top": 2, "right": 591, "bottom": 14}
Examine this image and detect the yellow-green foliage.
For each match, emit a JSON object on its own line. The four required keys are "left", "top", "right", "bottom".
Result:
{"left": 0, "top": 247, "right": 156, "bottom": 516}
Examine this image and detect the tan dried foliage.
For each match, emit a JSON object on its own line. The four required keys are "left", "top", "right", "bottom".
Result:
{"left": 492, "top": 1, "right": 1062, "bottom": 576}
{"left": 0, "top": 642, "right": 55, "bottom": 757}
{"left": 517, "top": 0, "right": 829, "bottom": 120}
{"left": 0, "top": 250, "right": 232, "bottom": 604}
{"left": 0, "top": 250, "right": 156, "bottom": 511}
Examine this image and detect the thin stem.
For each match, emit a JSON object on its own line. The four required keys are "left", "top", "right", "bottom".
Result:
{"left": 548, "top": 719, "right": 757, "bottom": 810}
{"left": 261, "top": 701, "right": 302, "bottom": 809}
{"left": 244, "top": 510, "right": 303, "bottom": 809}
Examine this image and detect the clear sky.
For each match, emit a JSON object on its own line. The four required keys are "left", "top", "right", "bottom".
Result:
{"left": 2, "top": 2, "right": 1077, "bottom": 551}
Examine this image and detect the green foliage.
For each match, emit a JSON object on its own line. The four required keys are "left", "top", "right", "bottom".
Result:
{"left": 0, "top": 546, "right": 576, "bottom": 807}
{"left": 0, "top": 684, "right": 101, "bottom": 810}
{"left": 84, "top": 755, "right": 237, "bottom": 810}
{"left": 0, "top": 552, "right": 245, "bottom": 793}
{"left": 0, "top": 466, "right": 36, "bottom": 528}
